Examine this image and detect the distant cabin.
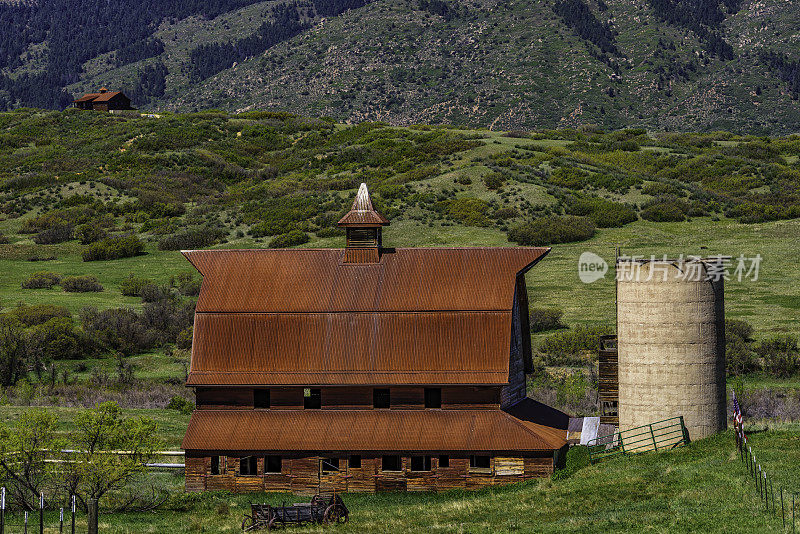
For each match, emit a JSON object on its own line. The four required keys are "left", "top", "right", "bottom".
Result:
{"left": 73, "top": 88, "right": 133, "bottom": 111}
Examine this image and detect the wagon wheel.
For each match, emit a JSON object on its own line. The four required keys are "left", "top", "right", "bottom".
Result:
{"left": 242, "top": 515, "right": 257, "bottom": 531}
{"left": 267, "top": 517, "right": 283, "bottom": 531}
{"left": 323, "top": 504, "right": 348, "bottom": 524}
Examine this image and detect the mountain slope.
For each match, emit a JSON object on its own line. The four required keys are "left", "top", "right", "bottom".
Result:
{"left": 3, "top": 0, "right": 800, "bottom": 133}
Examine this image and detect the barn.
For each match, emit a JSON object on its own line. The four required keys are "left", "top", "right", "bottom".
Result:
{"left": 72, "top": 88, "right": 133, "bottom": 111}
{"left": 181, "top": 183, "right": 568, "bottom": 494}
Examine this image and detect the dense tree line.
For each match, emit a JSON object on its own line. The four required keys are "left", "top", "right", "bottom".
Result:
{"left": 647, "top": 0, "right": 737, "bottom": 59}
{"left": 553, "top": 0, "right": 619, "bottom": 56}
{"left": 129, "top": 62, "right": 169, "bottom": 107}
{"left": 115, "top": 38, "right": 165, "bottom": 68}
{"left": 0, "top": 0, "right": 265, "bottom": 110}
{"left": 760, "top": 51, "right": 800, "bottom": 100}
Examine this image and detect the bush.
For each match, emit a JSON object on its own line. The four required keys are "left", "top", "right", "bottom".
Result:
{"left": 8, "top": 304, "right": 71, "bottom": 326}
{"left": 508, "top": 216, "right": 596, "bottom": 245}
{"left": 21, "top": 271, "right": 61, "bottom": 289}
{"left": 33, "top": 224, "right": 73, "bottom": 244}
{"left": 757, "top": 335, "right": 800, "bottom": 378}
{"left": 564, "top": 196, "right": 637, "bottom": 228}
{"left": 315, "top": 227, "right": 346, "bottom": 238}
{"left": 269, "top": 230, "right": 309, "bottom": 248}
{"left": 548, "top": 167, "right": 590, "bottom": 189}
{"left": 447, "top": 197, "right": 490, "bottom": 226}
{"left": 483, "top": 172, "right": 505, "bottom": 190}
{"left": 120, "top": 275, "right": 154, "bottom": 297}
{"left": 157, "top": 226, "right": 227, "bottom": 250}
{"left": 27, "top": 317, "right": 93, "bottom": 361}
{"left": 552, "top": 446, "right": 589, "bottom": 480}
{"left": 176, "top": 326, "right": 193, "bottom": 350}
{"left": 80, "top": 307, "right": 157, "bottom": 356}
{"left": 537, "top": 325, "right": 613, "bottom": 365}
{"left": 61, "top": 275, "right": 103, "bottom": 292}
{"left": 167, "top": 395, "right": 194, "bottom": 415}
{"left": 530, "top": 308, "right": 565, "bottom": 333}
{"left": 139, "top": 283, "right": 173, "bottom": 303}
{"left": 640, "top": 201, "right": 686, "bottom": 222}
{"left": 170, "top": 272, "right": 201, "bottom": 297}
{"left": 74, "top": 223, "right": 106, "bottom": 244}
{"left": 0, "top": 232, "right": 9, "bottom": 244}
{"left": 83, "top": 234, "right": 145, "bottom": 261}
{"left": 494, "top": 207, "right": 519, "bottom": 220}
{"left": 727, "top": 336, "right": 759, "bottom": 376}
{"left": 726, "top": 319, "right": 754, "bottom": 343}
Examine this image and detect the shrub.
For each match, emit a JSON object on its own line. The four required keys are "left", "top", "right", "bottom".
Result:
{"left": 641, "top": 182, "right": 683, "bottom": 197}
{"left": 74, "top": 223, "right": 106, "bottom": 244}
{"left": 139, "top": 283, "right": 173, "bottom": 303}
{"left": 564, "top": 196, "right": 637, "bottom": 228}
{"left": 61, "top": 275, "right": 103, "bottom": 292}
{"left": 83, "top": 234, "right": 145, "bottom": 261}
{"left": 537, "top": 325, "right": 613, "bottom": 365}
{"left": 170, "top": 272, "right": 201, "bottom": 297}
{"left": 269, "top": 230, "right": 309, "bottom": 248}
{"left": 316, "top": 227, "right": 346, "bottom": 238}
{"left": 552, "top": 446, "right": 589, "bottom": 480}
{"left": 9, "top": 304, "right": 71, "bottom": 326}
{"left": 167, "top": 395, "right": 194, "bottom": 415}
{"left": 494, "top": 207, "right": 519, "bottom": 220}
{"left": 757, "top": 335, "right": 800, "bottom": 378}
{"left": 727, "top": 336, "right": 759, "bottom": 376}
{"left": 0, "top": 232, "right": 9, "bottom": 244}
{"left": 508, "top": 216, "right": 595, "bottom": 246}
{"left": 120, "top": 275, "right": 154, "bottom": 297}
{"left": 157, "top": 226, "right": 226, "bottom": 250}
{"left": 176, "top": 326, "right": 193, "bottom": 350}
{"left": 80, "top": 307, "right": 157, "bottom": 356}
{"left": 21, "top": 271, "right": 61, "bottom": 289}
{"left": 640, "top": 201, "right": 686, "bottom": 222}
{"left": 483, "top": 172, "right": 505, "bottom": 190}
{"left": 33, "top": 224, "right": 73, "bottom": 244}
{"left": 447, "top": 197, "right": 490, "bottom": 226}
{"left": 548, "top": 167, "right": 590, "bottom": 189}
{"left": 530, "top": 308, "right": 565, "bottom": 333}
{"left": 726, "top": 319, "right": 754, "bottom": 343}
{"left": 27, "top": 317, "right": 93, "bottom": 361}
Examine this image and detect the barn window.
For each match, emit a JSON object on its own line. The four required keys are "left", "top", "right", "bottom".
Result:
{"left": 469, "top": 456, "right": 491, "bottom": 470}
{"left": 381, "top": 455, "right": 401, "bottom": 472}
{"left": 304, "top": 388, "right": 321, "bottom": 409}
{"left": 424, "top": 388, "right": 441, "bottom": 408}
{"left": 265, "top": 456, "right": 282, "bottom": 474}
{"left": 254, "top": 389, "right": 270, "bottom": 409}
{"left": 410, "top": 456, "right": 432, "bottom": 472}
{"left": 321, "top": 458, "right": 340, "bottom": 473}
{"left": 240, "top": 456, "right": 258, "bottom": 476}
{"left": 210, "top": 456, "right": 220, "bottom": 475}
{"left": 373, "top": 388, "right": 390, "bottom": 409}
{"left": 438, "top": 455, "right": 450, "bottom": 468}
{"left": 348, "top": 455, "right": 362, "bottom": 469}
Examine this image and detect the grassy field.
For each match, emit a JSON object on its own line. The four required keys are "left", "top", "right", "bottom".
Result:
{"left": 0, "top": 426, "right": 794, "bottom": 533}
{"left": 3, "top": 214, "right": 798, "bottom": 339}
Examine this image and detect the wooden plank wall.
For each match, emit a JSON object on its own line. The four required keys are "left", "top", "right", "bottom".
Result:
{"left": 185, "top": 455, "right": 555, "bottom": 493}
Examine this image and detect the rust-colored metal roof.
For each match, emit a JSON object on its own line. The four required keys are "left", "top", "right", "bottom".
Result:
{"left": 338, "top": 183, "right": 389, "bottom": 226}
{"left": 92, "top": 91, "right": 124, "bottom": 102}
{"left": 184, "top": 248, "right": 548, "bottom": 313}
{"left": 73, "top": 93, "right": 101, "bottom": 103}
{"left": 181, "top": 409, "right": 567, "bottom": 452}
{"left": 183, "top": 246, "right": 548, "bottom": 386}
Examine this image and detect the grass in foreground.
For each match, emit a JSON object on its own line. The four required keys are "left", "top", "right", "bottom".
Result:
{"left": 0, "top": 427, "right": 793, "bottom": 533}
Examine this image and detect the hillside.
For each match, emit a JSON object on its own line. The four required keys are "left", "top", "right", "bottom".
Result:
{"left": 1, "top": 109, "right": 799, "bottom": 342}
{"left": 2, "top": 0, "right": 800, "bottom": 133}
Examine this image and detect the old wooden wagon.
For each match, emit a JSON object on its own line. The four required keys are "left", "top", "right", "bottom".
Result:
{"left": 241, "top": 494, "right": 348, "bottom": 531}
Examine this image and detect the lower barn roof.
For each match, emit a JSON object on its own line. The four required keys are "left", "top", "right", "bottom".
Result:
{"left": 181, "top": 409, "right": 567, "bottom": 452}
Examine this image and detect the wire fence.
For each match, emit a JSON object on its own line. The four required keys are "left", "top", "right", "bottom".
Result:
{"left": 733, "top": 392, "right": 798, "bottom": 532}
{"left": 0, "top": 490, "right": 79, "bottom": 534}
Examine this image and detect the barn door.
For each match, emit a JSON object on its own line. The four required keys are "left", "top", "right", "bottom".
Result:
{"left": 318, "top": 458, "right": 345, "bottom": 496}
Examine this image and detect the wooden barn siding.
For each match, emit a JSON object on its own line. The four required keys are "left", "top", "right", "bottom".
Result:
{"left": 185, "top": 455, "right": 554, "bottom": 493}
{"left": 500, "top": 283, "right": 527, "bottom": 408}
{"left": 195, "top": 386, "right": 501, "bottom": 409}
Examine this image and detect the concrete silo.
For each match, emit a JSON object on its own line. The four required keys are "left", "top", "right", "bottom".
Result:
{"left": 616, "top": 257, "right": 726, "bottom": 441}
